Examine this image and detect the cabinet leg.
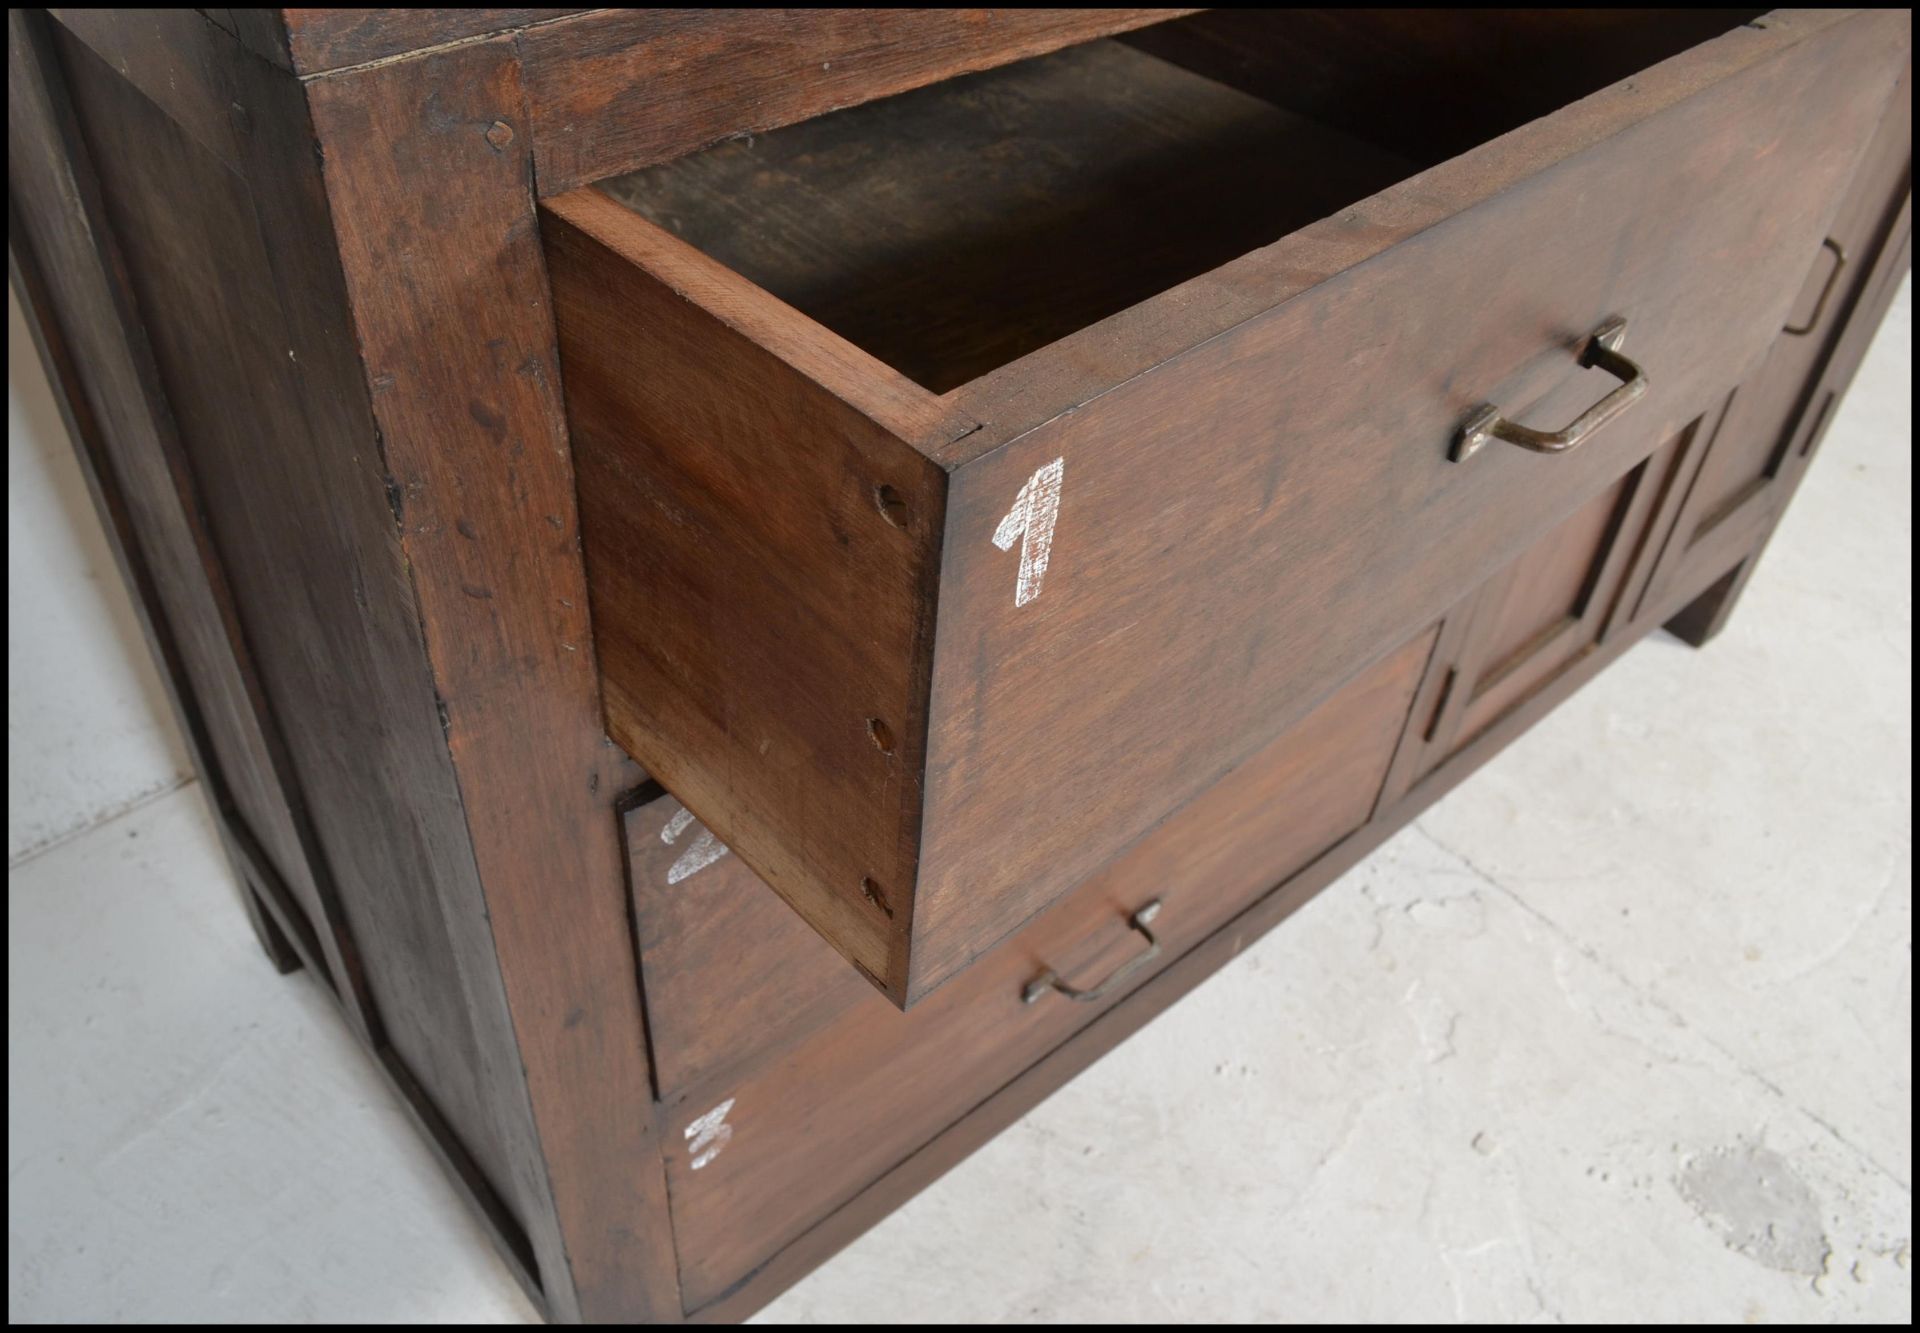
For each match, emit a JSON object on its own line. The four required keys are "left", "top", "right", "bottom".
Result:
{"left": 239, "top": 881, "right": 303, "bottom": 976}
{"left": 1664, "top": 560, "right": 1751, "bottom": 648}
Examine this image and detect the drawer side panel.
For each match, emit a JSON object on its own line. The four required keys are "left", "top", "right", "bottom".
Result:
{"left": 545, "top": 193, "right": 951, "bottom": 1001}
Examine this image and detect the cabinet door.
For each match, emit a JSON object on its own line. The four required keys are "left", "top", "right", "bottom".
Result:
{"left": 1638, "top": 238, "right": 1859, "bottom": 613}
{"left": 1635, "top": 66, "right": 1912, "bottom": 621}
{"left": 1382, "top": 425, "right": 1698, "bottom": 797}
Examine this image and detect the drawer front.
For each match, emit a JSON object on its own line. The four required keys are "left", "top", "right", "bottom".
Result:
{"left": 624, "top": 796, "right": 869, "bottom": 1099}
{"left": 651, "top": 626, "right": 1434, "bottom": 1310}
{"left": 549, "top": 12, "right": 1910, "bottom": 1008}
{"left": 915, "top": 13, "right": 1908, "bottom": 998}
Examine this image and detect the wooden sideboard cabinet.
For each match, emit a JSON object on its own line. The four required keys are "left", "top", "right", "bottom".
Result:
{"left": 10, "top": 8, "right": 1910, "bottom": 1323}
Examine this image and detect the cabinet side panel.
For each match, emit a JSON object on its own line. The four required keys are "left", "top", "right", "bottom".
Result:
{"left": 304, "top": 43, "right": 679, "bottom": 1323}
{"left": 47, "top": 16, "right": 554, "bottom": 1302}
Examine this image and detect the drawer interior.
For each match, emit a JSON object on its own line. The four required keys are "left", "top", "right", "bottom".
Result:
{"left": 596, "top": 9, "right": 1759, "bottom": 394}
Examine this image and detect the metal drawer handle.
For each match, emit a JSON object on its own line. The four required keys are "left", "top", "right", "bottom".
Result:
{"left": 1452, "top": 316, "right": 1647, "bottom": 462}
{"left": 1783, "top": 238, "right": 1846, "bottom": 336}
{"left": 1022, "top": 899, "right": 1163, "bottom": 1005}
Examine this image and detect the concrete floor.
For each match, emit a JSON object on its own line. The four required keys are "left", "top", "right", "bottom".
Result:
{"left": 8, "top": 279, "right": 1911, "bottom": 1323}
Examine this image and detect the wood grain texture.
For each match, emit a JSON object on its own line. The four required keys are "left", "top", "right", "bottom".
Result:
{"left": 47, "top": 9, "right": 570, "bottom": 1300}
{"left": 52, "top": 28, "right": 404, "bottom": 1017}
{"left": 301, "top": 38, "right": 678, "bottom": 1323}
{"left": 16, "top": 6, "right": 555, "bottom": 1305}
{"left": 602, "top": 39, "right": 1412, "bottom": 393}
{"left": 729, "top": 515, "right": 1794, "bottom": 1322}
{"left": 9, "top": 9, "right": 327, "bottom": 989}
{"left": 226, "top": 34, "right": 600, "bottom": 1296}
{"left": 520, "top": 7, "right": 1193, "bottom": 195}
{"left": 545, "top": 187, "right": 961, "bottom": 1002}
{"left": 41, "top": 7, "right": 677, "bottom": 1320}
{"left": 624, "top": 794, "right": 868, "bottom": 1099}
{"left": 940, "top": 9, "right": 1883, "bottom": 464}
{"left": 556, "top": 9, "right": 1908, "bottom": 1008}
{"left": 49, "top": 9, "right": 245, "bottom": 167}
{"left": 1655, "top": 57, "right": 1912, "bottom": 644}
{"left": 910, "top": 9, "right": 1908, "bottom": 1001}
{"left": 1445, "top": 434, "right": 1683, "bottom": 750}
{"left": 656, "top": 627, "right": 1434, "bottom": 1309}
{"left": 22, "top": 12, "right": 407, "bottom": 1031}
{"left": 1120, "top": 9, "right": 1763, "bottom": 167}
{"left": 15, "top": 7, "right": 1910, "bottom": 1325}
{"left": 275, "top": 8, "right": 587, "bottom": 74}
{"left": 687, "top": 204, "right": 1907, "bottom": 1312}
{"left": 215, "top": 9, "right": 295, "bottom": 71}
{"left": 1641, "top": 58, "right": 1914, "bottom": 632}
{"left": 1392, "top": 427, "right": 1696, "bottom": 787}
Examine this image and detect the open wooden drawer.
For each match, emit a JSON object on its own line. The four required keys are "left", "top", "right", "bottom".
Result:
{"left": 543, "top": 9, "right": 1908, "bottom": 1006}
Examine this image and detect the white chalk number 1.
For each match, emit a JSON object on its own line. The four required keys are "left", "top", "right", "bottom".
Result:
{"left": 991, "top": 457, "right": 1064, "bottom": 608}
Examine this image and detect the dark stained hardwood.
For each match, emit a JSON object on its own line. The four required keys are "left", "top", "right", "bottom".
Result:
{"left": 624, "top": 793, "right": 869, "bottom": 1099}
{"left": 14, "top": 5, "right": 549, "bottom": 1303}
{"left": 277, "top": 7, "right": 587, "bottom": 74}
{"left": 1640, "top": 61, "right": 1915, "bottom": 638}
{"left": 198, "top": 8, "right": 293, "bottom": 71}
{"left": 49, "top": 8, "right": 246, "bottom": 168}
{"left": 59, "top": 20, "right": 439, "bottom": 1026}
{"left": 9, "top": 11, "right": 324, "bottom": 986}
{"left": 11, "top": 7, "right": 1910, "bottom": 1326}
{"left": 1119, "top": 9, "right": 1761, "bottom": 167}
{"left": 686, "top": 216, "right": 1911, "bottom": 1315}
{"left": 552, "top": 9, "right": 1907, "bottom": 1006}
{"left": 1403, "top": 425, "right": 1699, "bottom": 776}
{"left": 35, "top": 6, "right": 677, "bottom": 1323}
{"left": 654, "top": 627, "right": 1434, "bottom": 1309}
{"left": 545, "top": 185, "right": 962, "bottom": 1001}
{"left": 602, "top": 39, "right": 1413, "bottom": 393}
{"left": 299, "top": 38, "right": 679, "bottom": 1324}
{"left": 520, "top": 8, "right": 1194, "bottom": 196}
{"left": 54, "top": 19, "right": 572, "bottom": 1282}
{"left": 1666, "top": 227, "right": 1912, "bottom": 642}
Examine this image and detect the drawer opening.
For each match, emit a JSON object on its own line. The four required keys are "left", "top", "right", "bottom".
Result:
{"left": 545, "top": 6, "right": 1881, "bottom": 1008}
{"left": 593, "top": 10, "right": 1759, "bottom": 395}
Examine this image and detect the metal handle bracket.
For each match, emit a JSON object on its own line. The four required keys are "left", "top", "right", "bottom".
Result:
{"left": 1022, "top": 899, "right": 1163, "bottom": 1005}
{"left": 1452, "top": 316, "right": 1648, "bottom": 462}
{"left": 1783, "top": 238, "right": 1846, "bottom": 336}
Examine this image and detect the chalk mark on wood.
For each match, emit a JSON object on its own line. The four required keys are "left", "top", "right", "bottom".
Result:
{"left": 685, "top": 1097, "right": 736, "bottom": 1170}
{"left": 992, "top": 457, "right": 1064, "bottom": 607}
{"left": 662, "top": 806, "right": 730, "bottom": 884}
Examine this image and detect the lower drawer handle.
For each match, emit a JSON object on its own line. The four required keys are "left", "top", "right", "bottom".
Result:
{"left": 1021, "top": 899, "right": 1163, "bottom": 1005}
{"left": 1783, "top": 238, "right": 1846, "bottom": 336}
{"left": 1451, "top": 316, "right": 1647, "bottom": 462}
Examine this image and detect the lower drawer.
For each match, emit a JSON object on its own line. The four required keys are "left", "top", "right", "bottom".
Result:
{"left": 629, "top": 625, "right": 1436, "bottom": 1309}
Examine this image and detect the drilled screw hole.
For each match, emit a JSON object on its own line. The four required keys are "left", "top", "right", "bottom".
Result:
{"left": 873, "top": 483, "right": 909, "bottom": 527}
{"left": 867, "top": 717, "right": 895, "bottom": 754}
{"left": 860, "top": 876, "right": 894, "bottom": 919}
